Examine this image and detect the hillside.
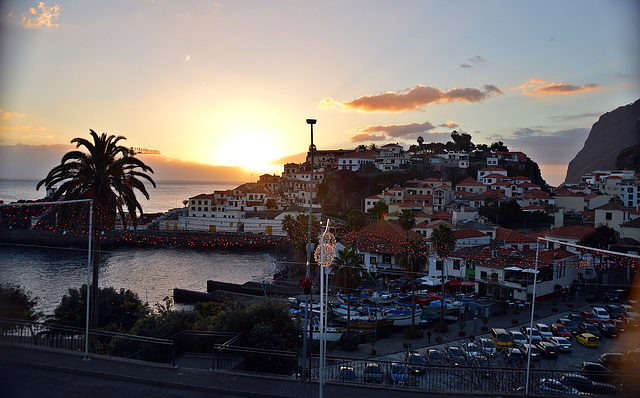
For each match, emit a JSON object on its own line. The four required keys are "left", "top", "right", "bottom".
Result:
{"left": 564, "top": 99, "right": 640, "bottom": 184}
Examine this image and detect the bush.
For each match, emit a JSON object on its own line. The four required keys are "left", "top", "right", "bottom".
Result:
{"left": 0, "top": 283, "right": 42, "bottom": 321}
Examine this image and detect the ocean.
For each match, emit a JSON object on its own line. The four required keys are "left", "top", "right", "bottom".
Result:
{"left": 0, "top": 179, "right": 283, "bottom": 315}
{"left": 0, "top": 179, "right": 240, "bottom": 214}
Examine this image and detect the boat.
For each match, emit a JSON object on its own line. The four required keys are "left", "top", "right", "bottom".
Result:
{"left": 310, "top": 319, "right": 344, "bottom": 342}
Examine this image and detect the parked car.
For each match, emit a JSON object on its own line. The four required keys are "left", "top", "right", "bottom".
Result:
{"left": 599, "top": 352, "right": 625, "bottom": 371}
{"left": 560, "top": 373, "right": 594, "bottom": 394}
{"left": 444, "top": 346, "right": 466, "bottom": 366}
{"left": 621, "top": 304, "right": 640, "bottom": 320}
{"left": 547, "top": 336, "right": 572, "bottom": 352}
{"left": 581, "top": 361, "right": 618, "bottom": 384}
{"left": 389, "top": 362, "right": 408, "bottom": 385}
{"left": 561, "top": 373, "right": 621, "bottom": 395}
{"left": 530, "top": 378, "right": 580, "bottom": 395}
{"left": 607, "top": 318, "right": 627, "bottom": 333}
{"left": 425, "top": 348, "right": 445, "bottom": 365}
{"left": 580, "top": 310, "right": 600, "bottom": 324}
{"left": 535, "top": 341, "right": 559, "bottom": 358}
{"left": 461, "top": 342, "right": 482, "bottom": 360}
{"left": 604, "top": 304, "right": 624, "bottom": 319}
{"left": 550, "top": 323, "right": 572, "bottom": 339}
{"left": 478, "top": 337, "right": 497, "bottom": 357}
{"left": 519, "top": 327, "right": 543, "bottom": 344}
{"left": 592, "top": 307, "right": 610, "bottom": 322}
{"left": 607, "top": 288, "right": 628, "bottom": 302}
{"left": 404, "top": 350, "right": 426, "bottom": 374}
{"left": 521, "top": 343, "right": 540, "bottom": 360}
{"left": 508, "top": 330, "right": 527, "bottom": 347}
{"left": 534, "top": 323, "right": 553, "bottom": 339}
{"left": 576, "top": 333, "right": 599, "bottom": 348}
{"left": 596, "top": 321, "right": 618, "bottom": 338}
{"left": 567, "top": 313, "right": 586, "bottom": 327}
{"left": 363, "top": 363, "right": 383, "bottom": 383}
{"left": 555, "top": 317, "right": 579, "bottom": 335}
{"left": 338, "top": 366, "right": 356, "bottom": 382}
{"left": 578, "top": 322, "right": 602, "bottom": 339}
{"left": 503, "top": 347, "right": 525, "bottom": 365}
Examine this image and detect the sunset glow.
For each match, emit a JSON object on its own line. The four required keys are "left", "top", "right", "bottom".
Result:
{"left": 0, "top": 1, "right": 638, "bottom": 186}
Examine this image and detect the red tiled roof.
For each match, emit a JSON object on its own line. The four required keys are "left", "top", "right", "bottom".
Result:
{"left": 341, "top": 220, "right": 422, "bottom": 254}
{"left": 431, "top": 210, "right": 453, "bottom": 220}
{"left": 458, "top": 177, "right": 484, "bottom": 186}
{"left": 496, "top": 227, "right": 536, "bottom": 243}
{"left": 545, "top": 225, "right": 595, "bottom": 239}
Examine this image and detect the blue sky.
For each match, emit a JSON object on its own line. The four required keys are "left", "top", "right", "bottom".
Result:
{"left": 1, "top": 0, "right": 639, "bottom": 185}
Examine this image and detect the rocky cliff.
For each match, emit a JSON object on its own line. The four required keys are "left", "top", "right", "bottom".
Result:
{"left": 564, "top": 99, "right": 640, "bottom": 184}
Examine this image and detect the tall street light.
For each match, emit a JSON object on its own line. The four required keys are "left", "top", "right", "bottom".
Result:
{"left": 302, "top": 118, "right": 316, "bottom": 381}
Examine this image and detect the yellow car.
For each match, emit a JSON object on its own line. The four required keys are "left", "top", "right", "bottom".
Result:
{"left": 576, "top": 333, "right": 599, "bottom": 348}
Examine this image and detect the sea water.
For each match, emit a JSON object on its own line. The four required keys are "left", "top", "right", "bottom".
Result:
{"left": 0, "top": 179, "right": 278, "bottom": 315}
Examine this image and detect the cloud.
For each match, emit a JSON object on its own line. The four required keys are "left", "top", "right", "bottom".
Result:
{"left": 460, "top": 56, "right": 485, "bottom": 68}
{"left": 350, "top": 121, "right": 437, "bottom": 138}
{"left": 549, "top": 112, "right": 601, "bottom": 122}
{"left": 350, "top": 133, "right": 387, "bottom": 143}
{"left": 19, "top": 2, "right": 61, "bottom": 29}
{"left": 439, "top": 121, "right": 459, "bottom": 129}
{"left": 322, "top": 84, "right": 503, "bottom": 112}
{"left": 515, "top": 79, "right": 601, "bottom": 96}
{"left": 0, "top": 110, "right": 26, "bottom": 120}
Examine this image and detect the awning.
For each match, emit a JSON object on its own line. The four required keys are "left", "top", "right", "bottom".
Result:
{"left": 504, "top": 266, "right": 522, "bottom": 271}
{"left": 521, "top": 268, "right": 539, "bottom": 274}
{"left": 461, "top": 281, "right": 475, "bottom": 286}
{"left": 446, "top": 280, "right": 461, "bottom": 286}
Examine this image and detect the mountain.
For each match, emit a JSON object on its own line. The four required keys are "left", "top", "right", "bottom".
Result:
{"left": 564, "top": 99, "right": 640, "bottom": 184}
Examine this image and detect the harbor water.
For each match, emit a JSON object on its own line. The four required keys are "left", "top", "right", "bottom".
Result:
{"left": 0, "top": 179, "right": 279, "bottom": 315}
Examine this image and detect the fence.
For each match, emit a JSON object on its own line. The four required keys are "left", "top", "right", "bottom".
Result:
{"left": 213, "top": 344, "right": 299, "bottom": 377}
{"left": 0, "top": 318, "right": 175, "bottom": 365}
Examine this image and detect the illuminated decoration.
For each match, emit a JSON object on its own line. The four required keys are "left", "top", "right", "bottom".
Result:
{"left": 315, "top": 222, "right": 336, "bottom": 398}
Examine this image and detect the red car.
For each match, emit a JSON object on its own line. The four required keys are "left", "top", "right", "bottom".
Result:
{"left": 607, "top": 319, "right": 627, "bottom": 333}
{"left": 550, "top": 323, "right": 572, "bottom": 339}
{"left": 581, "top": 310, "right": 600, "bottom": 324}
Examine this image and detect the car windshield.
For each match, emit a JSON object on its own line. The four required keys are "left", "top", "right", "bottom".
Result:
{"left": 429, "top": 351, "right": 443, "bottom": 359}
{"left": 537, "top": 324, "right": 550, "bottom": 332}
{"left": 555, "top": 337, "right": 568, "bottom": 344}
{"left": 563, "top": 320, "right": 576, "bottom": 327}
{"left": 556, "top": 325, "right": 567, "bottom": 332}
{"left": 496, "top": 334, "right": 511, "bottom": 342}
{"left": 584, "top": 324, "right": 597, "bottom": 331}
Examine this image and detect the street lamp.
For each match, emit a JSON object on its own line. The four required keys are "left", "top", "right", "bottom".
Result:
{"left": 302, "top": 118, "right": 317, "bottom": 381}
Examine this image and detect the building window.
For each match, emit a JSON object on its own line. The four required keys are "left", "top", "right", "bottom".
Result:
{"left": 383, "top": 255, "right": 391, "bottom": 264}
{"left": 370, "top": 257, "right": 377, "bottom": 264}
{"left": 198, "top": 207, "right": 201, "bottom": 211}
{"left": 453, "top": 259, "right": 461, "bottom": 270}
{"left": 605, "top": 212, "right": 612, "bottom": 221}
{"left": 480, "top": 271, "right": 487, "bottom": 280}
{"left": 436, "top": 260, "right": 442, "bottom": 271}
{"left": 358, "top": 254, "right": 365, "bottom": 263}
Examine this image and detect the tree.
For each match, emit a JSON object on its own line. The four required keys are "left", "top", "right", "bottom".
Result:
{"left": 398, "top": 209, "right": 416, "bottom": 237}
{"left": 214, "top": 298, "right": 301, "bottom": 351}
{"left": 345, "top": 207, "right": 366, "bottom": 231}
{"left": 0, "top": 283, "right": 42, "bottom": 321}
{"left": 578, "top": 225, "right": 618, "bottom": 284}
{"left": 49, "top": 285, "right": 150, "bottom": 332}
{"left": 182, "top": 199, "right": 189, "bottom": 207}
{"left": 331, "top": 246, "right": 365, "bottom": 336}
{"left": 430, "top": 224, "right": 456, "bottom": 323}
{"left": 37, "top": 130, "right": 156, "bottom": 329}
{"left": 369, "top": 200, "right": 388, "bottom": 220}
{"left": 397, "top": 237, "right": 429, "bottom": 327}
{"left": 450, "top": 131, "right": 474, "bottom": 152}
{"left": 490, "top": 141, "right": 509, "bottom": 153}
{"left": 281, "top": 213, "right": 320, "bottom": 262}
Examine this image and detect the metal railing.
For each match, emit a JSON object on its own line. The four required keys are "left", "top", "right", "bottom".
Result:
{"left": 0, "top": 318, "right": 175, "bottom": 365}
{"left": 212, "top": 344, "right": 299, "bottom": 377}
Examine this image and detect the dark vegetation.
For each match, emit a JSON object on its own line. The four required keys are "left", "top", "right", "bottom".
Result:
{"left": 42, "top": 285, "right": 301, "bottom": 351}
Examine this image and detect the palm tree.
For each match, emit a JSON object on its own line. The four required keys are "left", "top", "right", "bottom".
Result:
{"left": 331, "top": 246, "right": 364, "bottom": 336}
{"left": 430, "top": 224, "right": 456, "bottom": 323}
{"left": 398, "top": 209, "right": 416, "bottom": 237}
{"left": 37, "top": 130, "right": 156, "bottom": 329}
{"left": 398, "top": 236, "right": 429, "bottom": 328}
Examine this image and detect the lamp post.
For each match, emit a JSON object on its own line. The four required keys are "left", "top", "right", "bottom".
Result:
{"left": 302, "top": 118, "right": 316, "bottom": 381}
{"left": 314, "top": 221, "right": 336, "bottom": 398}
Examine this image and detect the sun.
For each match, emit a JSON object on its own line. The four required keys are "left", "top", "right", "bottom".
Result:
{"left": 216, "top": 132, "right": 282, "bottom": 174}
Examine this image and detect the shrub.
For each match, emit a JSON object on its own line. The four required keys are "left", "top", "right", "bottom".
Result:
{"left": 338, "top": 333, "right": 360, "bottom": 351}
{"left": 433, "top": 320, "right": 449, "bottom": 333}
{"left": 403, "top": 327, "right": 423, "bottom": 339}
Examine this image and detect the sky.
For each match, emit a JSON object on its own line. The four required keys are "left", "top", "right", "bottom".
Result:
{"left": 1, "top": 0, "right": 639, "bottom": 186}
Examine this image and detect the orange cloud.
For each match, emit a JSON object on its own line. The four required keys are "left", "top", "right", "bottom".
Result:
{"left": 515, "top": 79, "right": 601, "bottom": 96}
{"left": 0, "top": 110, "right": 26, "bottom": 120}
{"left": 20, "top": 2, "right": 61, "bottom": 29}
{"left": 350, "top": 133, "right": 386, "bottom": 142}
{"left": 321, "top": 84, "right": 502, "bottom": 112}
{"left": 439, "top": 120, "right": 458, "bottom": 129}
